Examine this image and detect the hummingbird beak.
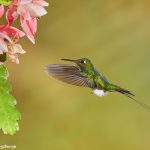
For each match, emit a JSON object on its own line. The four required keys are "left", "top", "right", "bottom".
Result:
{"left": 61, "top": 59, "right": 77, "bottom": 63}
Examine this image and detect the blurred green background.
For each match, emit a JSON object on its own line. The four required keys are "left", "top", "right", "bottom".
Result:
{"left": 1, "top": 0, "right": 150, "bottom": 149}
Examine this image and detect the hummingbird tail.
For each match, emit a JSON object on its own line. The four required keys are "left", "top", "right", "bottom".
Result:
{"left": 113, "top": 85, "right": 150, "bottom": 112}
{"left": 114, "top": 86, "right": 135, "bottom": 97}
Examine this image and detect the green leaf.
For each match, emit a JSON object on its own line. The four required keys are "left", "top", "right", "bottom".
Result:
{"left": 0, "top": 65, "right": 9, "bottom": 79}
{"left": 0, "top": 65, "right": 21, "bottom": 135}
{"left": 0, "top": 0, "right": 12, "bottom": 6}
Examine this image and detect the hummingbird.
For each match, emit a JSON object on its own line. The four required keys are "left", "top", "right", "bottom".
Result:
{"left": 45, "top": 58, "right": 150, "bottom": 112}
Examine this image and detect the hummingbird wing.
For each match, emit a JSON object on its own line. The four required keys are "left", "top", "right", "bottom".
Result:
{"left": 45, "top": 64, "right": 95, "bottom": 88}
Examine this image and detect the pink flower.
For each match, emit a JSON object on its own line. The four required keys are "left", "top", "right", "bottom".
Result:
{"left": 6, "top": 0, "right": 49, "bottom": 43}
{"left": 0, "top": 1, "right": 48, "bottom": 64}
{"left": 0, "top": 24, "right": 25, "bottom": 64}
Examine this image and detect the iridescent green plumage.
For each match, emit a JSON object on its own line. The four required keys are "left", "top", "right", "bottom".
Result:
{"left": 45, "top": 58, "right": 150, "bottom": 112}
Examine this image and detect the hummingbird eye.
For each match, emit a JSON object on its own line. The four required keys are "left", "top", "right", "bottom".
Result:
{"left": 80, "top": 60, "right": 84, "bottom": 64}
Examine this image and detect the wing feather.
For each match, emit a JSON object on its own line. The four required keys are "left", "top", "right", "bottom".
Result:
{"left": 45, "top": 64, "right": 95, "bottom": 88}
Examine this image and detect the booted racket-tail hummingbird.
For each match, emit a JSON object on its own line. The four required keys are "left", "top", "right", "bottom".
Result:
{"left": 45, "top": 58, "right": 150, "bottom": 112}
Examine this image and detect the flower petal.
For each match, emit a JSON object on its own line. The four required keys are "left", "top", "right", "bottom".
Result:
{"left": 20, "top": 16, "right": 35, "bottom": 44}
{"left": 9, "top": 54, "right": 20, "bottom": 64}
{"left": 0, "top": 32, "right": 13, "bottom": 44}
{"left": 33, "top": 0, "right": 49, "bottom": 7}
{"left": 28, "top": 17, "right": 37, "bottom": 35}
{"left": 6, "top": 5, "right": 18, "bottom": 24}
{"left": 0, "top": 24, "right": 24, "bottom": 43}
{"left": 10, "top": 44, "right": 26, "bottom": 54}
{"left": 19, "top": 0, "right": 32, "bottom": 5}
{"left": 8, "top": 26, "right": 25, "bottom": 38}
{"left": 25, "top": 3, "right": 47, "bottom": 17}
{"left": 0, "top": 39, "right": 8, "bottom": 52}
{"left": 8, "top": 43, "right": 25, "bottom": 64}
{"left": 0, "top": 5, "right": 4, "bottom": 18}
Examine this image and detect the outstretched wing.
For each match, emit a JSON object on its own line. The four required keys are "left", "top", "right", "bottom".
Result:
{"left": 45, "top": 64, "right": 95, "bottom": 88}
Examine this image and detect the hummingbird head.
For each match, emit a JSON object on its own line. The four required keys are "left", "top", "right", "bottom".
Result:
{"left": 61, "top": 58, "right": 94, "bottom": 70}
